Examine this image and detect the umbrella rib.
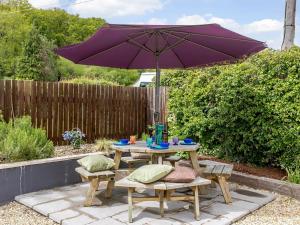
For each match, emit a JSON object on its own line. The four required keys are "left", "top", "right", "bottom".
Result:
{"left": 77, "top": 32, "right": 150, "bottom": 63}
{"left": 158, "top": 32, "right": 186, "bottom": 68}
{"left": 167, "top": 30, "right": 263, "bottom": 43}
{"left": 126, "top": 32, "right": 156, "bottom": 69}
{"left": 164, "top": 31, "right": 237, "bottom": 59}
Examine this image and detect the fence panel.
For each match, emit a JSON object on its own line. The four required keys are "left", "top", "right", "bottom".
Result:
{"left": 0, "top": 80, "right": 167, "bottom": 145}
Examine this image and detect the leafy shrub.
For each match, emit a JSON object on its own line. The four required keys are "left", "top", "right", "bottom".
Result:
{"left": 95, "top": 139, "right": 114, "bottom": 155}
{"left": 0, "top": 116, "right": 54, "bottom": 162}
{"left": 163, "top": 47, "right": 300, "bottom": 174}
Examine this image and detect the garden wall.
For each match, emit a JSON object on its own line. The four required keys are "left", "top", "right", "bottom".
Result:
{"left": 0, "top": 153, "right": 96, "bottom": 205}
{"left": 0, "top": 80, "right": 168, "bottom": 145}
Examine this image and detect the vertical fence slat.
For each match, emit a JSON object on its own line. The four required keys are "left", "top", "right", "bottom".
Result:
{"left": 0, "top": 81, "right": 4, "bottom": 115}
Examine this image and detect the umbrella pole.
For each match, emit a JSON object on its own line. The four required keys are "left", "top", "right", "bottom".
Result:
{"left": 154, "top": 54, "right": 160, "bottom": 124}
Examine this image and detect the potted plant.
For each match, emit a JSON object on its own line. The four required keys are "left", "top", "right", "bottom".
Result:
{"left": 62, "top": 128, "right": 85, "bottom": 149}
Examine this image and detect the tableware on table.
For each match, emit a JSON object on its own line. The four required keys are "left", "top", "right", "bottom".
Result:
{"left": 146, "top": 137, "right": 153, "bottom": 147}
{"left": 150, "top": 145, "right": 169, "bottom": 150}
{"left": 113, "top": 142, "right": 130, "bottom": 146}
{"left": 152, "top": 136, "right": 156, "bottom": 142}
{"left": 160, "top": 142, "right": 170, "bottom": 148}
{"left": 155, "top": 123, "right": 164, "bottom": 145}
{"left": 120, "top": 139, "right": 129, "bottom": 144}
{"left": 130, "top": 135, "right": 136, "bottom": 144}
{"left": 183, "top": 138, "right": 193, "bottom": 144}
{"left": 172, "top": 137, "right": 179, "bottom": 145}
{"left": 180, "top": 141, "right": 197, "bottom": 145}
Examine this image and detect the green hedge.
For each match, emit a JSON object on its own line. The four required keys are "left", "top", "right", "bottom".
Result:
{"left": 0, "top": 116, "right": 54, "bottom": 162}
{"left": 163, "top": 47, "right": 300, "bottom": 172}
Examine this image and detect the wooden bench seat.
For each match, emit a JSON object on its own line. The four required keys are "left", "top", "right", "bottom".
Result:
{"left": 115, "top": 177, "right": 211, "bottom": 223}
{"left": 121, "top": 156, "right": 150, "bottom": 169}
{"left": 199, "top": 160, "right": 233, "bottom": 204}
{"left": 164, "top": 155, "right": 181, "bottom": 166}
{"left": 75, "top": 167, "right": 115, "bottom": 207}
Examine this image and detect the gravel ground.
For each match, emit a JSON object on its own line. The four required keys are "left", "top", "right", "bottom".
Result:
{"left": 53, "top": 144, "right": 98, "bottom": 157}
{"left": 1, "top": 193, "right": 299, "bottom": 225}
{"left": 234, "top": 194, "right": 300, "bottom": 225}
{"left": 0, "top": 202, "right": 56, "bottom": 225}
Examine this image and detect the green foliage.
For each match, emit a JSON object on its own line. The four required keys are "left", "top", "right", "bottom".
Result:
{"left": 16, "top": 25, "right": 58, "bottom": 81}
{"left": 287, "top": 167, "right": 300, "bottom": 184}
{"left": 163, "top": 47, "right": 300, "bottom": 174}
{"left": 25, "top": 8, "right": 105, "bottom": 47}
{"left": 58, "top": 59, "right": 139, "bottom": 86}
{"left": 95, "top": 139, "right": 115, "bottom": 155}
{"left": 0, "top": 116, "right": 54, "bottom": 162}
{"left": 62, "top": 77, "right": 119, "bottom": 86}
{"left": 0, "top": 1, "right": 139, "bottom": 85}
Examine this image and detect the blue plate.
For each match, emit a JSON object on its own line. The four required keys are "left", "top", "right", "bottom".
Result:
{"left": 113, "top": 142, "right": 130, "bottom": 146}
{"left": 180, "top": 142, "right": 197, "bottom": 145}
{"left": 150, "top": 145, "right": 169, "bottom": 150}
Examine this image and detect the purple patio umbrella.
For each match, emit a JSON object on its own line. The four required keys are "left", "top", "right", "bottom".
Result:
{"left": 56, "top": 23, "right": 267, "bottom": 123}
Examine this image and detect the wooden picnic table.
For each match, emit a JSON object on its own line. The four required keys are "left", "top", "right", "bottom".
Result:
{"left": 111, "top": 141, "right": 203, "bottom": 176}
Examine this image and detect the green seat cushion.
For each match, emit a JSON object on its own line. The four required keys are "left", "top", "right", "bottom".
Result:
{"left": 128, "top": 164, "right": 173, "bottom": 184}
{"left": 77, "top": 155, "right": 115, "bottom": 172}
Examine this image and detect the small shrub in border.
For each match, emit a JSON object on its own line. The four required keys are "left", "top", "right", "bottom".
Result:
{"left": 0, "top": 116, "right": 54, "bottom": 162}
{"left": 63, "top": 128, "right": 85, "bottom": 149}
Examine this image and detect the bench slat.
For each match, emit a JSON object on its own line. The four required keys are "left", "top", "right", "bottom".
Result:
{"left": 75, "top": 167, "right": 115, "bottom": 178}
{"left": 115, "top": 177, "right": 211, "bottom": 190}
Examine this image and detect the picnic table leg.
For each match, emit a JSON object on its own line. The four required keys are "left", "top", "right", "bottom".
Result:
{"left": 189, "top": 151, "right": 203, "bottom": 176}
{"left": 216, "top": 176, "right": 232, "bottom": 204}
{"left": 114, "top": 150, "right": 122, "bottom": 170}
{"left": 159, "top": 190, "right": 164, "bottom": 217}
{"left": 105, "top": 179, "right": 115, "bottom": 198}
{"left": 151, "top": 154, "right": 158, "bottom": 164}
{"left": 192, "top": 186, "right": 200, "bottom": 220}
{"left": 158, "top": 156, "right": 163, "bottom": 164}
{"left": 128, "top": 187, "right": 134, "bottom": 223}
{"left": 84, "top": 178, "right": 100, "bottom": 207}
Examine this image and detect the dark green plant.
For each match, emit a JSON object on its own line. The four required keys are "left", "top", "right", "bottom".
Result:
{"left": 16, "top": 25, "right": 58, "bottom": 81}
{"left": 163, "top": 47, "right": 300, "bottom": 175}
{"left": 0, "top": 116, "right": 54, "bottom": 162}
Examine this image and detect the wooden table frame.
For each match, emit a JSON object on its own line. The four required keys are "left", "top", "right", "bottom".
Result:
{"left": 115, "top": 177, "right": 211, "bottom": 223}
{"left": 111, "top": 141, "right": 203, "bottom": 176}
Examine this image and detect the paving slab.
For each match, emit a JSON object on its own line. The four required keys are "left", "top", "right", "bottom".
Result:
{"left": 88, "top": 217, "right": 124, "bottom": 225}
{"left": 62, "top": 214, "right": 96, "bottom": 225}
{"left": 15, "top": 182, "right": 275, "bottom": 225}
{"left": 33, "top": 199, "right": 73, "bottom": 216}
{"left": 49, "top": 209, "right": 80, "bottom": 223}
{"left": 167, "top": 210, "right": 216, "bottom": 225}
{"left": 15, "top": 190, "right": 66, "bottom": 207}
{"left": 79, "top": 203, "right": 128, "bottom": 219}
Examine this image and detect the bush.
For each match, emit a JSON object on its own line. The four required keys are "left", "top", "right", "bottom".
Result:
{"left": 95, "top": 139, "right": 114, "bottom": 155}
{"left": 163, "top": 47, "right": 300, "bottom": 173}
{"left": 0, "top": 116, "right": 54, "bottom": 162}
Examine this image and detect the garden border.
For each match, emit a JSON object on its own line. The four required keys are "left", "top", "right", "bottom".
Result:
{"left": 230, "top": 171, "right": 300, "bottom": 200}
{"left": 0, "top": 153, "right": 101, "bottom": 205}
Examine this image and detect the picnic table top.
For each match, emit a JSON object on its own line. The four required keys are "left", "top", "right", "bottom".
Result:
{"left": 111, "top": 141, "right": 199, "bottom": 154}
{"left": 115, "top": 176, "right": 211, "bottom": 190}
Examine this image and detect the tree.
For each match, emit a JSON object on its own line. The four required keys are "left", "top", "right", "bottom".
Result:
{"left": 281, "top": 0, "right": 297, "bottom": 50}
{"left": 16, "top": 25, "right": 58, "bottom": 81}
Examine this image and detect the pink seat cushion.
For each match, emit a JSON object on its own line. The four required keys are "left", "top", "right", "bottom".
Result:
{"left": 162, "top": 165, "right": 197, "bottom": 183}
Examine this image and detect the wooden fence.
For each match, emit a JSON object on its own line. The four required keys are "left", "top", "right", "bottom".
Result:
{"left": 0, "top": 80, "right": 167, "bottom": 145}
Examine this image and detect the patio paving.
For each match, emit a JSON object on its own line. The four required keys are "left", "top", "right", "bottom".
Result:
{"left": 15, "top": 181, "right": 275, "bottom": 225}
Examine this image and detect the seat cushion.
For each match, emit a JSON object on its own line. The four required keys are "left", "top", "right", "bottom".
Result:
{"left": 128, "top": 164, "right": 173, "bottom": 184}
{"left": 77, "top": 155, "right": 115, "bottom": 172}
{"left": 162, "top": 165, "right": 197, "bottom": 183}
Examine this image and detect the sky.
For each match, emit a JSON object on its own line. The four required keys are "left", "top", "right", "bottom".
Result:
{"left": 28, "top": 0, "right": 300, "bottom": 49}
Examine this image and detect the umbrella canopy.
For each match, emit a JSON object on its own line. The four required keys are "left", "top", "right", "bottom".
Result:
{"left": 56, "top": 23, "right": 267, "bottom": 122}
